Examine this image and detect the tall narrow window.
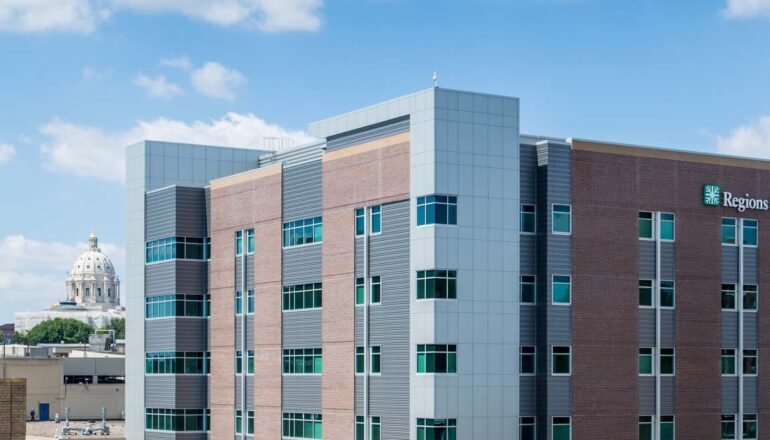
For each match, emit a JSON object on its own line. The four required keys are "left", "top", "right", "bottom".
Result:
{"left": 552, "top": 417, "right": 571, "bottom": 440}
{"left": 371, "top": 346, "right": 381, "bottom": 374}
{"left": 744, "top": 285, "right": 758, "bottom": 311}
{"left": 247, "top": 290, "right": 254, "bottom": 314}
{"left": 722, "top": 218, "right": 737, "bottom": 245}
{"left": 235, "top": 291, "right": 242, "bottom": 315}
{"left": 355, "top": 416, "right": 364, "bottom": 440}
{"left": 355, "top": 278, "right": 365, "bottom": 306}
{"left": 246, "top": 228, "right": 255, "bottom": 254}
{"left": 722, "top": 349, "right": 737, "bottom": 376}
{"left": 356, "top": 347, "right": 365, "bottom": 374}
{"left": 235, "top": 231, "right": 243, "bottom": 256}
{"left": 743, "top": 414, "right": 757, "bottom": 440}
{"left": 552, "top": 275, "right": 571, "bottom": 305}
{"left": 639, "top": 212, "right": 653, "bottom": 239}
{"left": 355, "top": 208, "right": 365, "bottom": 236}
{"left": 660, "top": 416, "right": 674, "bottom": 440}
{"left": 744, "top": 349, "right": 758, "bottom": 375}
{"left": 370, "top": 205, "right": 381, "bottom": 234}
{"left": 520, "top": 416, "right": 536, "bottom": 440}
{"left": 661, "top": 348, "right": 675, "bottom": 375}
{"left": 551, "top": 346, "right": 571, "bottom": 375}
{"left": 660, "top": 280, "right": 675, "bottom": 308}
{"left": 235, "top": 410, "right": 243, "bottom": 434}
{"left": 521, "top": 205, "right": 536, "bottom": 234}
{"left": 371, "top": 276, "right": 381, "bottom": 304}
{"left": 722, "top": 284, "right": 737, "bottom": 310}
{"left": 639, "top": 280, "right": 653, "bottom": 307}
{"left": 743, "top": 219, "right": 758, "bottom": 246}
{"left": 416, "top": 195, "right": 458, "bottom": 226}
{"left": 721, "top": 415, "right": 736, "bottom": 440}
{"left": 552, "top": 205, "right": 571, "bottom": 234}
{"left": 520, "top": 346, "right": 535, "bottom": 375}
{"left": 521, "top": 275, "right": 536, "bottom": 304}
{"left": 417, "top": 270, "right": 457, "bottom": 300}
{"left": 370, "top": 416, "right": 381, "bottom": 440}
{"left": 236, "top": 351, "right": 242, "bottom": 375}
{"left": 639, "top": 416, "right": 653, "bottom": 440}
{"left": 639, "top": 348, "right": 654, "bottom": 375}
{"left": 247, "top": 411, "right": 254, "bottom": 435}
{"left": 660, "top": 213, "right": 675, "bottom": 241}
{"left": 247, "top": 350, "right": 254, "bottom": 375}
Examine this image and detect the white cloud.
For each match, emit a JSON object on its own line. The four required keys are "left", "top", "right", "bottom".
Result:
{"left": 0, "top": 235, "right": 124, "bottom": 320}
{"left": 159, "top": 55, "right": 192, "bottom": 71}
{"left": 717, "top": 116, "right": 770, "bottom": 158}
{"left": 191, "top": 62, "right": 247, "bottom": 100}
{"left": 723, "top": 0, "right": 770, "bottom": 18}
{"left": 134, "top": 74, "right": 184, "bottom": 99}
{"left": 0, "top": 143, "right": 15, "bottom": 164}
{"left": 0, "top": 0, "right": 322, "bottom": 33}
{"left": 39, "top": 113, "right": 315, "bottom": 183}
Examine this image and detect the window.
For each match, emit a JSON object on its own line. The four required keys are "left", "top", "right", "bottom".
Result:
{"left": 416, "top": 418, "right": 456, "bottom": 440}
{"left": 417, "top": 195, "right": 458, "bottom": 226}
{"left": 639, "top": 280, "right": 653, "bottom": 307}
{"left": 417, "top": 270, "right": 457, "bottom": 300}
{"left": 235, "top": 291, "right": 243, "bottom": 315}
{"left": 64, "top": 375, "right": 93, "bottom": 384}
{"left": 661, "top": 348, "right": 675, "bottom": 375}
{"left": 722, "top": 415, "right": 736, "bottom": 439}
{"left": 97, "top": 375, "right": 125, "bottom": 384}
{"left": 283, "top": 217, "right": 323, "bottom": 247}
{"left": 660, "top": 416, "right": 674, "bottom": 440}
{"left": 521, "top": 275, "right": 536, "bottom": 304}
{"left": 722, "top": 284, "right": 737, "bottom": 310}
{"left": 743, "top": 414, "right": 757, "bottom": 440}
{"left": 744, "top": 285, "right": 757, "bottom": 311}
{"left": 520, "top": 346, "right": 535, "bottom": 375}
{"left": 744, "top": 349, "right": 757, "bottom": 375}
{"left": 282, "top": 413, "right": 322, "bottom": 439}
{"left": 283, "top": 283, "right": 323, "bottom": 311}
{"left": 145, "top": 294, "right": 208, "bottom": 319}
{"left": 552, "top": 346, "right": 571, "bottom": 375}
{"left": 236, "top": 231, "right": 243, "bottom": 256}
{"left": 355, "top": 208, "right": 365, "bottom": 236}
{"left": 97, "top": 288, "right": 102, "bottom": 297}
{"left": 145, "top": 352, "right": 208, "bottom": 375}
{"left": 371, "top": 416, "right": 381, "bottom": 440}
{"left": 743, "top": 219, "right": 758, "bottom": 246}
{"left": 145, "top": 237, "right": 207, "bottom": 263}
{"left": 371, "top": 276, "right": 382, "bottom": 304}
{"left": 639, "top": 212, "right": 653, "bottom": 239}
{"left": 371, "top": 205, "right": 381, "bottom": 234}
{"left": 552, "top": 205, "right": 571, "bottom": 234}
{"left": 282, "top": 348, "right": 322, "bottom": 374}
{"left": 660, "top": 213, "right": 675, "bottom": 241}
{"left": 246, "top": 228, "right": 255, "bottom": 254}
{"left": 356, "top": 416, "right": 364, "bottom": 440}
{"left": 722, "top": 218, "right": 737, "bottom": 245}
{"left": 520, "top": 416, "right": 536, "bottom": 440}
{"left": 145, "top": 408, "right": 208, "bottom": 432}
{"left": 236, "top": 351, "right": 243, "bottom": 374}
{"left": 356, "top": 347, "right": 365, "bottom": 374}
{"left": 236, "top": 410, "right": 243, "bottom": 434}
{"left": 552, "top": 275, "right": 571, "bottom": 305}
{"left": 247, "top": 290, "right": 254, "bottom": 314}
{"left": 356, "top": 278, "right": 365, "bottom": 306}
{"left": 371, "top": 346, "right": 381, "bottom": 374}
{"left": 247, "top": 350, "right": 254, "bottom": 375}
{"left": 639, "top": 348, "right": 654, "bottom": 375}
{"left": 639, "top": 416, "right": 653, "bottom": 440}
{"left": 722, "top": 349, "right": 737, "bottom": 376}
{"left": 521, "top": 205, "right": 536, "bottom": 234}
{"left": 247, "top": 411, "right": 254, "bottom": 435}
{"left": 416, "top": 344, "right": 457, "bottom": 374}
{"left": 205, "top": 237, "right": 211, "bottom": 260}
{"left": 660, "top": 280, "right": 675, "bottom": 308}
{"left": 552, "top": 417, "right": 571, "bottom": 440}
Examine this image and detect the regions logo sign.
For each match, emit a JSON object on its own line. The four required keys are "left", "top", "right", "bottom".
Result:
{"left": 703, "top": 184, "right": 769, "bottom": 212}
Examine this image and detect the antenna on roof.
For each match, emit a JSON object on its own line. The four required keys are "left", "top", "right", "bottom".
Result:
{"left": 432, "top": 72, "right": 438, "bottom": 88}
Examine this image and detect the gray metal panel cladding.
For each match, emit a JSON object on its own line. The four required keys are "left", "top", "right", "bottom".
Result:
{"left": 175, "top": 376, "right": 208, "bottom": 408}
{"left": 639, "top": 240, "right": 655, "bottom": 280}
{"left": 282, "top": 376, "right": 322, "bottom": 413}
{"left": 145, "top": 319, "right": 177, "bottom": 351}
{"left": 546, "top": 376, "right": 571, "bottom": 415}
{"left": 282, "top": 159, "right": 323, "bottom": 221}
{"left": 660, "top": 242, "right": 675, "bottom": 280}
{"left": 722, "top": 246, "right": 739, "bottom": 284}
{"left": 520, "top": 306, "right": 537, "bottom": 346}
{"left": 744, "top": 314, "right": 758, "bottom": 348}
{"left": 235, "top": 376, "right": 254, "bottom": 409}
{"left": 660, "top": 377, "right": 675, "bottom": 414}
{"left": 176, "top": 261, "right": 207, "bottom": 294}
{"left": 146, "top": 187, "right": 176, "bottom": 241}
{"left": 175, "top": 186, "right": 207, "bottom": 237}
{"left": 145, "top": 376, "right": 176, "bottom": 407}
{"left": 744, "top": 377, "right": 758, "bottom": 412}
{"left": 205, "top": 187, "right": 211, "bottom": 236}
{"left": 639, "top": 309, "right": 655, "bottom": 347}
{"left": 246, "top": 316, "right": 254, "bottom": 348}
{"left": 520, "top": 236, "right": 537, "bottom": 275}
{"left": 175, "top": 319, "right": 208, "bottom": 351}
{"left": 246, "top": 255, "right": 255, "bottom": 289}
{"left": 282, "top": 310, "right": 322, "bottom": 349}
{"left": 325, "top": 116, "right": 409, "bottom": 151}
{"left": 639, "top": 377, "right": 654, "bottom": 414}
{"left": 282, "top": 245, "right": 322, "bottom": 286}
{"left": 660, "top": 309, "right": 675, "bottom": 347}
{"left": 722, "top": 312, "right": 739, "bottom": 347}
{"left": 145, "top": 431, "right": 208, "bottom": 440}
{"left": 146, "top": 262, "right": 176, "bottom": 295}
{"left": 546, "top": 305, "right": 571, "bottom": 346}
{"left": 547, "top": 236, "right": 571, "bottom": 274}
{"left": 722, "top": 377, "right": 738, "bottom": 413}
{"left": 743, "top": 247, "right": 758, "bottom": 284}
{"left": 520, "top": 143, "right": 538, "bottom": 205}
{"left": 145, "top": 318, "right": 207, "bottom": 352}
{"left": 520, "top": 376, "right": 537, "bottom": 415}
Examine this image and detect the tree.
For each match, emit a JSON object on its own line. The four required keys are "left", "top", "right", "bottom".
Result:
{"left": 101, "top": 318, "right": 125, "bottom": 339}
{"left": 25, "top": 318, "right": 94, "bottom": 345}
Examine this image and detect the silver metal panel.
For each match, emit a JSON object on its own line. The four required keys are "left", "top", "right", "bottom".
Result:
{"left": 743, "top": 247, "right": 758, "bottom": 284}
{"left": 545, "top": 305, "right": 571, "bottom": 346}
{"left": 282, "top": 245, "right": 322, "bottom": 286}
{"left": 744, "top": 313, "right": 758, "bottom": 348}
{"left": 639, "top": 241, "right": 655, "bottom": 280}
{"left": 283, "top": 376, "right": 322, "bottom": 413}
{"left": 722, "top": 377, "right": 738, "bottom": 413}
{"left": 660, "top": 309, "right": 675, "bottom": 348}
{"left": 546, "top": 376, "right": 571, "bottom": 415}
{"left": 282, "top": 159, "right": 323, "bottom": 221}
{"left": 744, "top": 376, "right": 757, "bottom": 412}
{"left": 145, "top": 376, "right": 176, "bottom": 407}
{"left": 722, "top": 312, "right": 738, "bottom": 347}
{"left": 722, "top": 246, "right": 739, "bottom": 284}
{"left": 325, "top": 116, "right": 409, "bottom": 151}
{"left": 145, "top": 319, "right": 178, "bottom": 352}
{"left": 146, "top": 188, "right": 176, "bottom": 241}
{"left": 146, "top": 262, "right": 176, "bottom": 295}
{"left": 145, "top": 431, "right": 208, "bottom": 440}
{"left": 520, "top": 236, "right": 537, "bottom": 276}
{"left": 519, "top": 376, "right": 537, "bottom": 415}
{"left": 638, "top": 376, "right": 655, "bottom": 414}
{"left": 660, "top": 377, "right": 675, "bottom": 414}
{"left": 520, "top": 307, "right": 537, "bottom": 346}
{"left": 639, "top": 309, "right": 655, "bottom": 347}
{"left": 282, "top": 309, "right": 322, "bottom": 349}
{"left": 660, "top": 242, "right": 675, "bottom": 280}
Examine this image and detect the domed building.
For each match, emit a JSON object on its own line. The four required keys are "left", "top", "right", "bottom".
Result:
{"left": 14, "top": 231, "right": 125, "bottom": 334}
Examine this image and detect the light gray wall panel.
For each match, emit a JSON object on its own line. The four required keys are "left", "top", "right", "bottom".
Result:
{"left": 722, "top": 312, "right": 738, "bottom": 347}
{"left": 638, "top": 376, "right": 654, "bottom": 414}
{"left": 145, "top": 319, "right": 177, "bottom": 352}
{"left": 326, "top": 116, "right": 409, "bottom": 151}
{"left": 639, "top": 309, "right": 655, "bottom": 347}
{"left": 282, "top": 376, "right": 322, "bottom": 412}
{"left": 520, "top": 376, "right": 537, "bottom": 415}
{"left": 660, "top": 377, "right": 675, "bottom": 414}
{"left": 722, "top": 246, "right": 738, "bottom": 284}
{"left": 660, "top": 243, "right": 675, "bottom": 280}
{"left": 175, "top": 375, "right": 208, "bottom": 408}
{"left": 744, "top": 377, "right": 757, "bottom": 412}
{"left": 722, "top": 377, "right": 738, "bottom": 413}
{"left": 282, "top": 159, "right": 322, "bottom": 220}
{"left": 520, "top": 236, "right": 537, "bottom": 276}
{"left": 744, "top": 247, "right": 758, "bottom": 284}
{"left": 282, "top": 310, "right": 322, "bottom": 349}
{"left": 283, "top": 245, "right": 322, "bottom": 286}
{"left": 639, "top": 241, "right": 655, "bottom": 280}
{"left": 145, "top": 376, "right": 176, "bottom": 407}
{"left": 660, "top": 310, "right": 675, "bottom": 347}
{"left": 744, "top": 313, "right": 757, "bottom": 348}
{"left": 520, "top": 307, "right": 537, "bottom": 345}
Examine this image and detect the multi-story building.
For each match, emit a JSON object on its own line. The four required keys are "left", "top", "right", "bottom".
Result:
{"left": 126, "top": 87, "right": 770, "bottom": 440}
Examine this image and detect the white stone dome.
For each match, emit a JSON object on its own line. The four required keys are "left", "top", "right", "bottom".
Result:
{"left": 65, "top": 231, "right": 120, "bottom": 308}
{"left": 70, "top": 234, "right": 116, "bottom": 277}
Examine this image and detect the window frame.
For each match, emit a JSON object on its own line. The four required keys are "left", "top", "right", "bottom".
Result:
{"left": 416, "top": 194, "right": 458, "bottom": 227}
{"left": 721, "top": 349, "right": 737, "bottom": 376}
{"left": 355, "top": 346, "right": 365, "bottom": 375}
{"left": 520, "top": 416, "right": 536, "bottom": 440}
{"left": 639, "top": 279, "right": 654, "bottom": 308}
{"left": 743, "top": 285, "right": 758, "bottom": 312}
{"left": 355, "top": 277, "right": 365, "bottom": 307}
{"left": 639, "top": 347, "right": 654, "bottom": 376}
{"left": 722, "top": 283, "right": 737, "bottom": 311}
{"left": 743, "top": 349, "right": 758, "bottom": 376}
{"left": 370, "top": 275, "right": 382, "bottom": 305}
{"left": 639, "top": 416, "right": 653, "bottom": 440}
{"left": 521, "top": 275, "right": 536, "bottom": 305}
{"left": 520, "top": 204, "right": 537, "bottom": 235}
{"left": 722, "top": 218, "right": 738, "bottom": 246}
{"left": 282, "top": 216, "right": 323, "bottom": 249}
{"left": 416, "top": 269, "right": 458, "bottom": 301}
{"left": 552, "top": 417, "right": 571, "bottom": 440}
{"left": 721, "top": 414, "right": 736, "bottom": 440}
{"left": 660, "top": 348, "right": 675, "bottom": 376}
{"left": 743, "top": 414, "right": 758, "bottom": 440}
{"left": 638, "top": 211, "right": 654, "bottom": 240}
{"left": 246, "top": 228, "right": 255, "bottom": 255}
{"left": 552, "top": 275, "right": 572, "bottom": 306}
{"left": 370, "top": 346, "right": 382, "bottom": 375}
{"left": 660, "top": 280, "right": 675, "bottom": 309}
{"left": 660, "top": 415, "right": 675, "bottom": 440}
{"left": 355, "top": 208, "right": 365, "bottom": 237}
{"left": 742, "top": 219, "right": 758, "bottom": 247}
{"left": 520, "top": 346, "right": 536, "bottom": 375}
{"left": 370, "top": 205, "right": 382, "bottom": 235}
{"left": 235, "top": 231, "right": 243, "bottom": 257}
{"left": 551, "top": 346, "right": 571, "bottom": 376}
{"left": 551, "top": 204, "right": 572, "bottom": 235}
{"left": 659, "top": 212, "right": 675, "bottom": 241}
{"left": 416, "top": 344, "right": 458, "bottom": 375}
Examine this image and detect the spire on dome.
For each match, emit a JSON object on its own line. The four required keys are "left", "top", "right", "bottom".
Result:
{"left": 89, "top": 229, "right": 98, "bottom": 251}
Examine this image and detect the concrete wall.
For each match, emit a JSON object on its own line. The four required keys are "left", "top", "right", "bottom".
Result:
{"left": 0, "top": 378, "right": 26, "bottom": 440}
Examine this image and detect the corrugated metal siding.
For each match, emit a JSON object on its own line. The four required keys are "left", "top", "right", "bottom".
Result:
{"left": 722, "top": 377, "right": 738, "bottom": 413}
{"left": 520, "top": 376, "right": 537, "bottom": 415}
{"left": 176, "top": 319, "right": 209, "bottom": 351}
{"left": 145, "top": 319, "right": 178, "bottom": 352}
{"left": 282, "top": 159, "right": 323, "bottom": 221}
{"left": 660, "top": 243, "right": 675, "bottom": 280}
{"left": 175, "top": 376, "right": 208, "bottom": 408}
{"left": 282, "top": 246, "right": 322, "bottom": 286}
{"left": 258, "top": 141, "right": 324, "bottom": 168}
{"left": 146, "top": 187, "right": 176, "bottom": 241}
{"left": 546, "top": 305, "right": 571, "bottom": 346}
{"left": 176, "top": 261, "right": 207, "bottom": 294}
{"left": 660, "top": 377, "right": 675, "bottom": 414}
{"left": 520, "top": 143, "right": 538, "bottom": 204}
{"left": 660, "top": 310, "right": 675, "bottom": 347}
{"left": 282, "top": 376, "right": 322, "bottom": 412}
{"left": 722, "top": 312, "right": 738, "bottom": 348}
{"left": 639, "top": 241, "right": 655, "bottom": 279}
{"left": 722, "top": 246, "right": 738, "bottom": 284}
{"left": 744, "top": 377, "right": 757, "bottom": 412}
{"left": 639, "top": 309, "right": 655, "bottom": 347}
{"left": 520, "top": 307, "right": 537, "bottom": 346}
{"left": 326, "top": 116, "right": 409, "bottom": 151}
{"left": 145, "top": 376, "right": 176, "bottom": 407}
{"left": 234, "top": 376, "right": 254, "bottom": 408}
{"left": 145, "top": 431, "right": 208, "bottom": 440}
{"left": 282, "top": 310, "right": 322, "bottom": 349}
{"left": 744, "top": 247, "right": 758, "bottom": 284}
{"left": 175, "top": 187, "right": 207, "bottom": 237}
{"left": 639, "top": 377, "right": 654, "bottom": 414}
{"left": 744, "top": 313, "right": 758, "bottom": 348}
{"left": 146, "top": 262, "right": 176, "bottom": 295}
{"left": 520, "top": 236, "right": 537, "bottom": 275}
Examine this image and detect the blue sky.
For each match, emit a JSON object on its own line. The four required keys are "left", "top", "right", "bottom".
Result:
{"left": 0, "top": 0, "right": 769, "bottom": 324}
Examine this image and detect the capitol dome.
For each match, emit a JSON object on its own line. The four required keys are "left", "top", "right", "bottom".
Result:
{"left": 65, "top": 231, "right": 121, "bottom": 309}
